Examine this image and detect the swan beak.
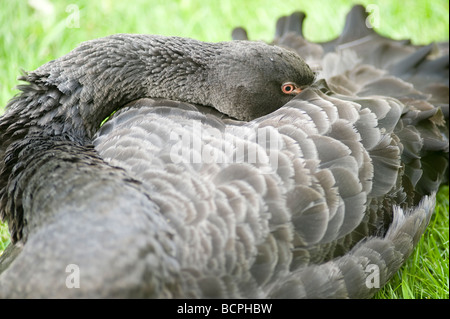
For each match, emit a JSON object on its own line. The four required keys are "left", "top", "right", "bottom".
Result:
{"left": 292, "top": 87, "right": 302, "bottom": 94}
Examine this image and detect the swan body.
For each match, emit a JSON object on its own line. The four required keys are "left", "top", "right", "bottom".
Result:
{"left": 0, "top": 5, "right": 447, "bottom": 298}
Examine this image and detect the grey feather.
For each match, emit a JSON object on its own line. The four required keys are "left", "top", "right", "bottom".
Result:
{"left": 0, "top": 5, "right": 448, "bottom": 299}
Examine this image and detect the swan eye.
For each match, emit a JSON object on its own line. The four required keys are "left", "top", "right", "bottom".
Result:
{"left": 281, "top": 82, "right": 300, "bottom": 95}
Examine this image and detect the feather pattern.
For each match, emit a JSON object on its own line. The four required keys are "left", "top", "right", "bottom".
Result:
{"left": 0, "top": 5, "right": 448, "bottom": 298}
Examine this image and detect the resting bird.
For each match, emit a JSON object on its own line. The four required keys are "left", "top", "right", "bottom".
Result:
{"left": 0, "top": 5, "right": 448, "bottom": 298}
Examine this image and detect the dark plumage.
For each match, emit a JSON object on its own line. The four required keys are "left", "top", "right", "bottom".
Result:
{"left": 0, "top": 34, "right": 314, "bottom": 243}
{"left": 0, "top": 5, "right": 448, "bottom": 298}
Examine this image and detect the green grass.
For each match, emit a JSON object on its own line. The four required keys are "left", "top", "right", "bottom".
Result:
{"left": 374, "top": 186, "right": 449, "bottom": 299}
{"left": 0, "top": 0, "right": 448, "bottom": 299}
{"left": 0, "top": 221, "right": 10, "bottom": 253}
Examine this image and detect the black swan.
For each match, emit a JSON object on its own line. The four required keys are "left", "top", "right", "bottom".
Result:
{"left": 0, "top": 5, "right": 448, "bottom": 298}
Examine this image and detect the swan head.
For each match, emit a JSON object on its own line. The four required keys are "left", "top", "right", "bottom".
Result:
{"left": 135, "top": 36, "right": 316, "bottom": 121}
{"left": 3, "top": 34, "right": 316, "bottom": 139}
{"left": 205, "top": 40, "right": 316, "bottom": 120}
